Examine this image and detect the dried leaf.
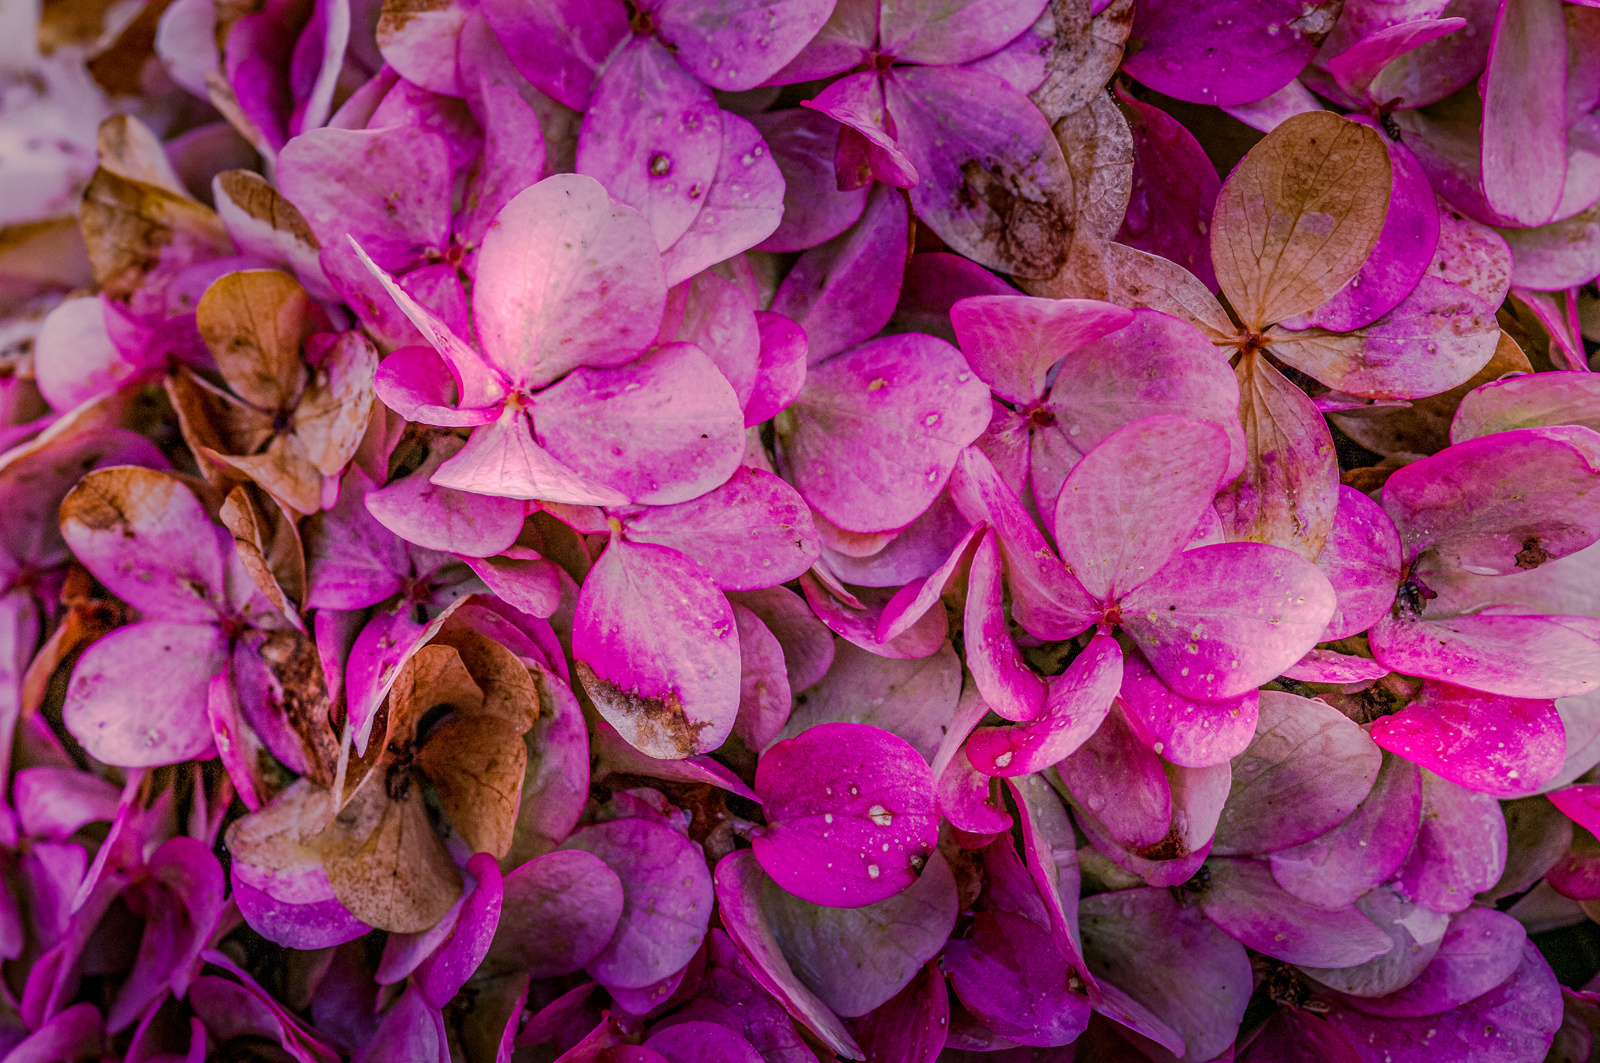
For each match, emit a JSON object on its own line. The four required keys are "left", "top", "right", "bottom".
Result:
{"left": 1029, "top": 0, "right": 1135, "bottom": 123}
{"left": 1022, "top": 239, "right": 1235, "bottom": 339}
{"left": 95, "top": 115, "right": 187, "bottom": 195}
{"left": 1053, "top": 92, "right": 1134, "bottom": 247}
{"left": 79, "top": 169, "right": 235, "bottom": 307}
{"left": 85, "top": 0, "right": 175, "bottom": 96}
{"left": 1214, "top": 350, "right": 1340, "bottom": 559}
{"left": 1210, "top": 111, "right": 1393, "bottom": 329}
{"left": 415, "top": 714, "right": 528, "bottom": 858}
{"left": 430, "top": 628, "right": 540, "bottom": 731}
{"left": 220, "top": 485, "right": 302, "bottom": 623}
{"left": 390, "top": 644, "right": 486, "bottom": 742}
{"left": 195, "top": 270, "right": 315, "bottom": 410}
{"left": 318, "top": 776, "right": 463, "bottom": 933}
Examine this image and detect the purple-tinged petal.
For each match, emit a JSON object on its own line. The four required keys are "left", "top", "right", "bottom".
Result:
{"left": 799, "top": 572, "right": 949, "bottom": 661}
{"left": 1053, "top": 416, "right": 1230, "bottom": 600}
{"left": 943, "top": 910, "right": 1090, "bottom": 1048}
{"left": 1008, "top": 773, "right": 1091, "bottom": 978}
{"left": 966, "top": 633, "right": 1122, "bottom": 776}
{"left": 1221, "top": 76, "right": 1326, "bottom": 133}
{"left": 1452, "top": 372, "right": 1600, "bottom": 443}
{"left": 576, "top": 37, "right": 721, "bottom": 251}
{"left": 1344, "top": 906, "right": 1526, "bottom": 1017}
{"left": 884, "top": 64, "right": 1072, "bottom": 278}
{"left": 644, "top": 1022, "right": 761, "bottom": 1063}
{"left": 303, "top": 467, "right": 411, "bottom": 610}
{"left": 785, "top": 332, "right": 991, "bottom": 534}
{"left": 1427, "top": 198, "right": 1515, "bottom": 306}
{"left": 1482, "top": 0, "right": 1569, "bottom": 228}
{"left": 880, "top": 0, "right": 1049, "bottom": 65}
{"left": 934, "top": 690, "right": 1014, "bottom": 835}
{"left": 1269, "top": 753, "right": 1422, "bottom": 910}
{"left": 965, "top": 531, "right": 1046, "bottom": 723}
{"left": 1393, "top": 770, "right": 1508, "bottom": 913}
{"left": 779, "top": 640, "right": 962, "bottom": 763}
{"left": 1282, "top": 649, "right": 1390, "bottom": 683}
{"left": 561, "top": 817, "right": 713, "bottom": 991}
{"left": 15, "top": 768, "right": 119, "bottom": 842}
{"left": 1120, "top": 543, "right": 1337, "bottom": 703}
{"left": 1118, "top": 648, "right": 1259, "bottom": 768}
{"left": 1372, "top": 681, "right": 1565, "bottom": 798}
{"left": 823, "top": 488, "right": 974, "bottom": 590}
{"left": 366, "top": 437, "right": 525, "bottom": 557}
{"left": 34, "top": 297, "right": 154, "bottom": 412}
{"left": 1301, "top": 885, "right": 1450, "bottom": 1000}
{"left": 1114, "top": 87, "right": 1221, "bottom": 289}
{"left": 1502, "top": 202, "right": 1600, "bottom": 292}
{"left": 1327, "top": 18, "right": 1469, "bottom": 105}
{"left": 1122, "top": 0, "right": 1340, "bottom": 107}
{"left": 431, "top": 408, "right": 629, "bottom": 507}
{"left": 891, "top": 252, "right": 1017, "bottom": 347}
{"left": 1055, "top": 701, "right": 1172, "bottom": 851}
{"left": 1546, "top": 822, "right": 1600, "bottom": 900}
{"left": 477, "top": 0, "right": 626, "bottom": 111}
{"left": 753, "top": 722, "right": 939, "bottom": 907}
{"left": 486, "top": 849, "right": 623, "bottom": 979}
{"left": 660, "top": 113, "right": 784, "bottom": 287}
{"left": 1323, "top": 943, "right": 1563, "bottom": 1063}
{"left": 108, "top": 836, "right": 227, "bottom": 1031}
{"left": 573, "top": 540, "right": 740, "bottom": 759}
{"left": 373, "top": 347, "right": 501, "bottom": 428}
{"left": 802, "top": 72, "right": 918, "bottom": 189}
{"left": 666, "top": 270, "right": 761, "bottom": 412}
{"left": 415, "top": 854, "right": 503, "bottom": 1007}
{"left": 1316, "top": 485, "right": 1404, "bottom": 641}
{"left": 534, "top": 342, "right": 746, "bottom": 507}
{"left": 353, "top": 984, "right": 443, "bottom": 1063}
{"left": 1198, "top": 857, "right": 1393, "bottom": 968}
{"left": 745, "top": 311, "right": 808, "bottom": 426}
{"left": 769, "top": 184, "right": 909, "bottom": 364}
{"left": 1214, "top": 690, "right": 1382, "bottom": 856}
{"left": 846, "top": 959, "right": 946, "bottom": 1063}
{"left": 726, "top": 585, "right": 835, "bottom": 692}
{"left": 950, "top": 294, "right": 1132, "bottom": 407}
{"left": 762, "top": 0, "right": 875, "bottom": 83}
{"left": 732, "top": 605, "right": 792, "bottom": 751}
{"left": 461, "top": 555, "right": 561, "bottom": 619}
{"left": 621, "top": 467, "right": 819, "bottom": 591}
{"left": 5, "top": 1002, "right": 103, "bottom": 1063}
{"left": 375, "top": 0, "right": 463, "bottom": 95}
{"left": 872, "top": 515, "right": 983, "bottom": 639}
{"left": 453, "top": 18, "right": 551, "bottom": 247}
{"left": 1371, "top": 613, "right": 1600, "bottom": 701}
{"left": 1079, "top": 887, "right": 1252, "bottom": 1063}
{"left": 712, "top": 850, "right": 864, "bottom": 1059}
{"left": 63, "top": 622, "right": 224, "bottom": 768}
{"left": 473, "top": 172, "right": 667, "bottom": 389}
{"left": 749, "top": 109, "right": 870, "bottom": 253}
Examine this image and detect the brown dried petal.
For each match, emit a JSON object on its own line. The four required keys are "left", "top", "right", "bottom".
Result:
{"left": 430, "top": 628, "right": 539, "bottom": 732}
{"left": 165, "top": 368, "right": 276, "bottom": 471}
{"left": 318, "top": 776, "right": 463, "bottom": 933}
{"left": 85, "top": 0, "right": 176, "bottom": 96}
{"left": 414, "top": 714, "right": 529, "bottom": 858}
{"left": 1210, "top": 112, "right": 1392, "bottom": 330}
{"left": 195, "top": 270, "right": 314, "bottom": 410}
{"left": 80, "top": 169, "right": 235, "bottom": 309}
{"left": 209, "top": 434, "right": 325, "bottom": 516}
{"left": 1214, "top": 350, "right": 1340, "bottom": 560}
{"left": 0, "top": 217, "right": 93, "bottom": 299}
{"left": 288, "top": 331, "right": 377, "bottom": 476}
{"left": 220, "top": 485, "right": 300, "bottom": 621}
{"left": 95, "top": 115, "right": 188, "bottom": 195}
{"left": 1029, "top": 0, "right": 1135, "bottom": 124}
{"left": 1022, "top": 239, "right": 1236, "bottom": 339}
{"left": 213, "top": 170, "right": 321, "bottom": 250}
{"left": 1053, "top": 92, "right": 1134, "bottom": 247}
{"left": 390, "top": 643, "right": 486, "bottom": 745}
{"left": 253, "top": 628, "right": 340, "bottom": 787}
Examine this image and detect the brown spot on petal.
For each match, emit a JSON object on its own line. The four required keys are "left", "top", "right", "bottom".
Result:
{"left": 958, "top": 158, "right": 1071, "bottom": 278}
{"left": 1515, "top": 537, "right": 1554, "bottom": 570}
{"left": 1134, "top": 825, "right": 1189, "bottom": 862}
{"left": 576, "top": 661, "right": 708, "bottom": 758}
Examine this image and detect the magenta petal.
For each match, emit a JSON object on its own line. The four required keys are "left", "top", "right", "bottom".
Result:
{"left": 561, "top": 818, "right": 713, "bottom": 991}
{"left": 621, "top": 467, "right": 820, "bottom": 591}
{"left": 799, "top": 573, "right": 948, "bottom": 661}
{"left": 749, "top": 109, "right": 870, "bottom": 253}
{"left": 1120, "top": 543, "right": 1337, "bottom": 702}
{"left": 1324, "top": 944, "right": 1563, "bottom": 1063}
{"left": 883, "top": 64, "right": 1072, "bottom": 278}
{"left": 803, "top": 71, "right": 918, "bottom": 188}
{"left": 534, "top": 342, "right": 746, "bottom": 507}
{"left": 642, "top": 1021, "right": 760, "bottom": 1063}
{"left": 933, "top": 682, "right": 1013, "bottom": 834}
{"left": 753, "top": 722, "right": 939, "bottom": 907}
{"left": 473, "top": 172, "right": 667, "bottom": 389}
{"left": 1122, "top": 0, "right": 1333, "bottom": 107}
{"left": 1053, "top": 416, "right": 1231, "bottom": 600}
{"left": 1372, "top": 681, "right": 1565, "bottom": 798}
{"left": 1114, "top": 88, "right": 1222, "bottom": 289}
{"left": 657, "top": 0, "right": 834, "bottom": 91}
{"left": 1118, "top": 648, "right": 1259, "bottom": 769}
{"left": 745, "top": 311, "right": 808, "bottom": 427}
{"left": 1371, "top": 613, "right": 1600, "bottom": 700}
{"left": 731, "top": 605, "right": 792, "bottom": 751}
{"left": 63, "top": 622, "right": 224, "bottom": 767}
{"left": 1269, "top": 753, "right": 1422, "bottom": 910}
{"left": 965, "top": 633, "right": 1122, "bottom": 776}
{"left": 487, "top": 850, "right": 624, "bottom": 979}
{"left": 769, "top": 184, "right": 909, "bottom": 364}
{"left": 1198, "top": 857, "right": 1394, "bottom": 968}
{"left": 477, "top": 0, "right": 626, "bottom": 111}
{"left": 964, "top": 530, "right": 1047, "bottom": 723}
{"left": 1326, "top": 17, "right": 1470, "bottom": 103}
{"left": 1481, "top": 0, "right": 1569, "bottom": 227}
{"left": 785, "top": 332, "right": 991, "bottom": 533}
{"left": 943, "top": 911, "right": 1090, "bottom": 1048}
{"left": 1345, "top": 906, "right": 1527, "bottom": 1018}
{"left": 668, "top": 270, "right": 761, "bottom": 414}
{"left": 374, "top": 347, "right": 500, "bottom": 428}
{"left": 576, "top": 37, "right": 722, "bottom": 251}
{"left": 659, "top": 113, "right": 785, "bottom": 287}
{"left": 1316, "top": 485, "right": 1404, "bottom": 641}
{"left": 1394, "top": 770, "right": 1508, "bottom": 913}
{"left": 1214, "top": 690, "right": 1382, "bottom": 856}
{"left": 950, "top": 294, "right": 1132, "bottom": 407}
{"left": 573, "top": 540, "right": 740, "bottom": 758}
{"left": 726, "top": 585, "right": 835, "bottom": 692}
{"left": 415, "top": 854, "right": 503, "bottom": 1008}
{"left": 1055, "top": 701, "right": 1172, "bottom": 851}
{"left": 366, "top": 442, "right": 524, "bottom": 557}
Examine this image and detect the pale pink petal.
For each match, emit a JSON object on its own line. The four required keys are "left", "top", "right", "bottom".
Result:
{"left": 950, "top": 294, "right": 1132, "bottom": 407}
{"left": 726, "top": 585, "right": 835, "bottom": 692}
{"left": 63, "top": 622, "right": 224, "bottom": 767}
{"left": 964, "top": 530, "right": 1047, "bottom": 723}
{"left": 1371, "top": 613, "right": 1600, "bottom": 700}
{"left": 660, "top": 114, "right": 785, "bottom": 287}
{"left": 802, "top": 72, "right": 919, "bottom": 188}
{"left": 1316, "top": 485, "right": 1404, "bottom": 641}
{"left": 778, "top": 640, "right": 963, "bottom": 763}
{"left": 1394, "top": 770, "right": 1508, "bottom": 913}
{"left": 748, "top": 109, "right": 870, "bottom": 253}
{"left": 879, "top": 0, "right": 1050, "bottom": 65}
{"left": 965, "top": 633, "right": 1122, "bottom": 776}
{"left": 1482, "top": 0, "right": 1569, "bottom": 227}
{"left": 486, "top": 850, "right": 623, "bottom": 979}
{"left": 431, "top": 408, "right": 629, "bottom": 506}
{"left": 366, "top": 437, "right": 525, "bottom": 556}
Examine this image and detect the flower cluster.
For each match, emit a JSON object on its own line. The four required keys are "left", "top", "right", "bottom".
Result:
{"left": 1, "top": 0, "right": 1599, "bottom": 1059}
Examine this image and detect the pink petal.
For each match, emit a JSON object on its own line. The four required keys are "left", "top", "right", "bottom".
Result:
{"left": 942, "top": 911, "right": 1090, "bottom": 1048}
{"left": 1326, "top": 17, "right": 1470, "bottom": 103}
{"left": 1122, "top": 0, "right": 1336, "bottom": 107}
{"left": 964, "top": 530, "right": 1047, "bottom": 723}
{"left": 880, "top": 0, "right": 1050, "bottom": 65}
{"left": 769, "top": 184, "right": 909, "bottom": 364}
{"left": 933, "top": 690, "right": 1015, "bottom": 835}
{"left": 621, "top": 467, "right": 820, "bottom": 591}
{"left": 561, "top": 818, "right": 713, "bottom": 991}
{"left": 798, "top": 573, "right": 949, "bottom": 661}
{"left": 761, "top": 0, "right": 875, "bottom": 83}
{"left": 1298, "top": 884, "right": 1450, "bottom": 1000}
{"left": 486, "top": 850, "right": 624, "bottom": 979}
{"left": 1120, "top": 542, "right": 1337, "bottom": 702}
{"left": 1118, "top": 648, "right": 1259, "bottom": 768}
{"left": 1371, "top": 613, "right": 1600, "bottom": 700}
{"left": 452, "top": 17, "right": 550, "bottom": 247}
{"left": 950, "top": 294, "right": 1132, "bottom": 407}
{"left": 1269, "top": 752, "right": 1423, "bottom": 910}
{"left": 534, "top": 342, "right": 746, "bottom": 506}
{"left": 802, "top": 72, "right": 918, "bottom": 188}
{"left": 753, "top": 722, "right": 939, "bottom": 907}
{"left": 779, "top": 640, "right": 963, "bottom": 763}
{"left": 1344, "top": 905, "right": 1527, "bottom": 1018}
{"left": 477, "top": 0, "right": 626, "bottom": 111}
{"left": 576, "top": 37, "right": 722, "bottom": 251}
{"left": 965, "top": 632, "right": 1122, "bottom": 776}
{"left": 432, "top": 408, "right": 629, "bottom": 507}
{"left": 1394, "top": 770, "right": 1508, "bottom": 913}
{"left": 1055, "top": 701, "right": 1173, "bottom": 851}
{"left": 644, "top": 1022, "right": 761, "bottom": 1063}
{"left": 1281, "top": 649, "right": 1391, "bottom": 683}
{"left": 63, "top": 622, "right": 224, "bottom": 767}
{"left": 666, "top": 271, "right": 761, "bottom": 412}
{"left": 373, "top": 347, "right": 500, "bottom": 428}
{"left": 376, "top": 0, "right": 463, "bottom": 95}
{"left": 748, "top": 109, "right": 870, "bottom": 253}
{"left": 1198, "top": 857, "right": 1394, "bottom": 968}
{"left": 660, "top": 113, "right": 785, "bottom": 287}
{"left": 873, "top": 516, "right": 984, "bottom": 639}
{"left": 1213, "top": 691, "right": 1382, "bottom": 855}
{"left": 461, "top": 555, "right": 562, "bottom": 619}
{"left": 884, "top": 64, "right": 1073, "bottom": 278}
{"left": 745, "top": 311, "right": 808, "bottom": 426}
{"left": 726, "top": 585, "right": 835, "bottom": 692}
{"left": 573, "top": 540, "right": 741, "bottom": 758}
{"left": 415, "top": 853, "right": 504, "bottom": 1007}
{"left": 890, "top": 251, "right": 1018, "bottom": 345}
{"left": 1373, "top": 681, "right": 1566, "bottom": 797}
{"left": 657, "top": 0, "right": 835, "bottom": 91}
{"left": 1482, "top": 0, "right": 1570, "bottom": 227}
{"left": 473, "top": 172, "right": 667, "bottom": 389}
{"left": 1315, "top": 485, "right": 1404, "bottom": 641}
{"left": 366, "top": 438, "right": 525, "bottom": 557}
{"left": 731, "top": 605, "right": 792, "bottom": 751}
